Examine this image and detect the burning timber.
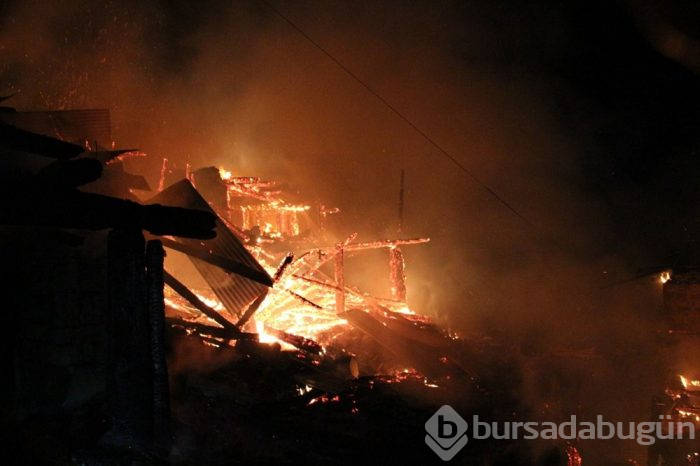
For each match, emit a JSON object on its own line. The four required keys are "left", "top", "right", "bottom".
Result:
{"left": 156, "top": 163, "right": 452, "bottom": 377}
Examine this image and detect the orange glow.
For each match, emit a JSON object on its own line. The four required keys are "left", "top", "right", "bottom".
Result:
{"left": 680, "top": 374, "right": 700, "bottom": 390}
{"left": 677, "top": 408, "right": 700, "bottom": 422}
{"left": 219, "top": 167, "right": 233, "bottom": 181}
{"left": 166, "top": 165, "right": 431, "bottom": 365}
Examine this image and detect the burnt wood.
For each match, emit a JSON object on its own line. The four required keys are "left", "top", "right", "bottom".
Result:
{"left": 146, "top": 240, "right": 171, "bottom": 454}
{"left": 0, "top": 123, "right": 84, "bottom": 159}
{"left": 0, "top": 190, "right": 217, "bottom": 239}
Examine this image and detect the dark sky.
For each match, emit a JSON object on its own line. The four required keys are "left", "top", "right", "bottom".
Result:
{"left": 529, "top": 1, "right": 700, "bottom": 266}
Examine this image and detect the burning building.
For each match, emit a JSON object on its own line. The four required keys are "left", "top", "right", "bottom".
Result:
{"left": 2, "top": 99, "right": 699, "bottom": 465}
{"left": 0, "top": 103, "right": 584, "bottom": 465}
{"left": 2, "top": 1, "right": 700, "bottom": 464}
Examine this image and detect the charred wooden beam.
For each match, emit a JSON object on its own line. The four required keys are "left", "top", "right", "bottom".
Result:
{"left": 296, "top": 236, "right": 428, "bottom": 257}
{"left": 92, "top": 149, "right": 144, "bottom": 165}
{"left": 0, "top": 190, "right": 217, "bottom": 239}
{"left": 263, "top": 325, "right": 324, "bottom": 355}
{"left": 236, "top": 290, "right": 269, "bottom": 329}
{"left": 285, "top": 289, "right": 324, "bottom": 310}
{"left": 162, "top": 269, "right": 238, "bottom": 331}
{"left": 335, "top": 243, "right": 345, "bottom": 314}
{"left": 165, "top": 317, "right": 256, "bottom": 341}
{"left": 367, "top": 306, "right": 450, "bottom": 349}
{"left": 342, "top": 237, "right": 430, "bottom": 251}
{"left": 389, "top": 246, "right": 407, "bottom": 301}
{"left": 340, "top": 308, "right": 472, "bottom": 379}
{"left": 0, "top": 123, "right": 84, "bottom": 159}
{"left": 273, "top": 253, "right": 294, "bottom": 282}
{"left": 158, "top": 158, "right": 168, "bottom": 192}
{"left": 146, "top": 240, "right": 170, "bottom": 454}
{"left": 398, "top": 168, "right": 405, "bottom": 232}
{"left": 291, "top": 273, "right": 343, "bottom": 291}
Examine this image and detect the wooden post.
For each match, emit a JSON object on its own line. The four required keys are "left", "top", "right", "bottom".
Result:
{"left": 389, "top": 246, "right": 407, "bottom": 301}
{"left": 398, "top": 168, "right": 405, "bottom": 233}
{"left": 335, "top": 243, "right": 345, "bottom": 314}
{"left": 158, "top": 158, "right": 168, "bottom": 192}
{"left": 146, "top": 240, "right": 170, "bottom": 454}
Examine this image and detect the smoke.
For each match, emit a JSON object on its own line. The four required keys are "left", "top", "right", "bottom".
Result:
{"left": 2, "top": 1, "right": 696, "bottom": 463}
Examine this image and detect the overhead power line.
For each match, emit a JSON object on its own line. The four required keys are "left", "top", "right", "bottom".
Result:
{"left": 259, "top": 0, "right": 533, "bottom": 226}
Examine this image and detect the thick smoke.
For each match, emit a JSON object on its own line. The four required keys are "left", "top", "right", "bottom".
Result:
{"left": 3, "top": 1, "right": 696, "bottom": 463}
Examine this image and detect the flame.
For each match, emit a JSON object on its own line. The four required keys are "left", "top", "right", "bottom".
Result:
{"left": 660, "top": 271, "right": 672, "bottom": 284}
{"left": 393, "top": 305, "right": 415, "bottom": 315}
{"left": 255, "top": 320, "right": 283, "bottom": 345}
{"left": 565, "top": 446, "right": 583, "bottom": 466}
{"left": 250, "top": 250, "right": 423, "bottom": 346}
{"left": 167, "top": 165, "right": 431, "bottom": 364}
{"left": 165, "top": 256, "right": 422, "bottom": 351}
{"left": 164, "top": 286, "right": 226, "bottom": 325}
{"left": 219, "top": 167, "right": 233, "bottom": 181}
{"left": 296, "top": 384, "right": 313, "bottom": 396}
{"left": 677, "top": 409, "right": 700, "bottom": 422}
{"left": 680, "top": 375, "right": 700, "bottom": 390}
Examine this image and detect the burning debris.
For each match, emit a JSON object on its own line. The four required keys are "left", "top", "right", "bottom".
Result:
{"left": 153, "top": 161, "right": 456, "bottom": 380}
{"left": 4, "top": 102, "right": 698, "bottom": 466}
{"left": 648, "top": 268, "right": 700, "bottom": 464}
{"left": 0, "top": 103, "right": 558, "bottom": 464}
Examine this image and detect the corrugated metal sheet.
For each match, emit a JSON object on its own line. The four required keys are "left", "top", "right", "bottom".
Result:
{"left": 149, "top": 179, "right": 271, "bottom": 319}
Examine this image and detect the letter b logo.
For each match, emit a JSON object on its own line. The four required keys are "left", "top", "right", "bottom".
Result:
{"left": 425, "top": 405, "right": 469, "bottom": 461}
{"left": 439, "top": 415, "right": 458, "bottom": 438}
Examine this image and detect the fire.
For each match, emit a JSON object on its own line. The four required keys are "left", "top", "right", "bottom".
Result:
{"left": 164, "top": 286, "right": 226, "bottom": 324}
{"left": 660, "top": 271, "right": 672, "bottom": 284}
{"left": 255, "top": 320, "right": 284, "bottom": 345}
{"left": 164, "top": 227, "right": 422, "bottom": 349}
{"left": 244, "top": 234, "right": 424, "bottom": 347}
{"left": 680, "top": 375, "right": 700, "bottom": 390}
{"left": 164, "top": 164, "right": 434, "bottom": 379}
{"left": 677, "top": 408, "right": 700, "bottom": 422}
{"left": 253, "top": 278, "right": 348, "bottom": 344}
{"left": 219, "top": 167, "right": 233, "bottom": 181}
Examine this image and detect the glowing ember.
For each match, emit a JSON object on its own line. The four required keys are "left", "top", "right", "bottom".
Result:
{"left": 680, "top": 375, "right": 700, "bottom": 390}
{"left": 565, "top": 446, "right": 582, "bottom": 466}
{"left": 219, "top": 167, "right": 233, "bottom": 181}
{"left": 677, "top": 408, "right": 700, "bottom": 422}
{"left": 660, "top": 271, "right": 672, "bottom": 284}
